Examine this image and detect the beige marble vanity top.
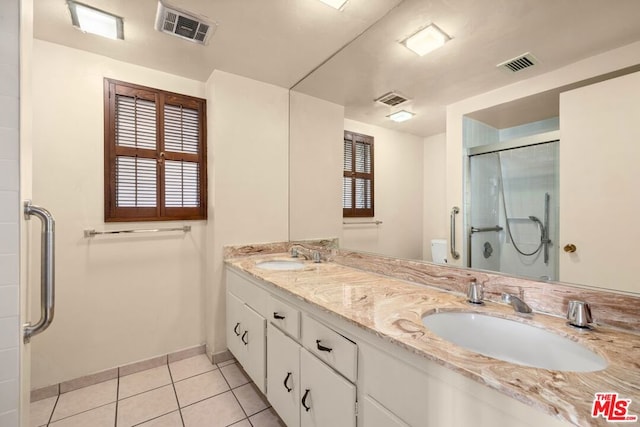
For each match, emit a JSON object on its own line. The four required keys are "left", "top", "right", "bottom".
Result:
{"left": 225, "top": 252, "right": 640, "bottom": 427}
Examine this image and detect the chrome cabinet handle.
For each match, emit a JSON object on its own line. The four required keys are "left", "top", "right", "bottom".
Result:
{"left": 301, "top": 389, "right": 311, "bottom": 412}
{"left": 283, "top": 372, "right": 292, "bottom": 392}
{"left": 241, "top": 331, "right": 248, "bottom": 345}
{"left": 233, "top": 322, "right": 241, "bottom": 336}
{"left": 23, "top": 201, "right": 56, "bottom": 343}
{"left": 450, "top": 206, "right": 460, "bottom": 260}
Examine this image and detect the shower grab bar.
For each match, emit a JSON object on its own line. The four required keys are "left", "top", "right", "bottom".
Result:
{"left": 450, "top": 206, "right": 460, "bottom": 260}
{"left": 470, "top": 225, "right": 503, "bottom": 233}
{"left": 543, "top": 192, "right": 550, "bottom": 265}
{"left": 23, "top": 201, "right": 55, "bottom": 343}
{"left": 84, "top": 225, "right": 191, "bottom": 238}
{"left": 342, "top": 220, "right": 383, "bottom": 225}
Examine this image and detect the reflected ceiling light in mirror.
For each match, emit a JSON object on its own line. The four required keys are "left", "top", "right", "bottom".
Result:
{"left": 402, "top": 23, "right": 450, "bottom": 56}
{"left": 318, "top": 0, "right": 349, "bottom": 11}
{"left": 387, "top": 110, "right": 415, "bottom": 123}
{"left": 67, "top": 0, "right": 124, "bottom": 40}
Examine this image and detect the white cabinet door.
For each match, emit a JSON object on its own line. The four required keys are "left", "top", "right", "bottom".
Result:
{"left": 362, "top": 396, "right": 410, "bottom": 427}
{"left": 267, "top": 324, "right": 301, "bottom": 427}
{"left": 242, "top": 304, "right": 267, "bottom": 393}
{"left": 226, "top": 291, "right": 245, "bottom": 364}
{"left": 300, "top": 348, "right": 356, "bottom": 427}
{"left": 559, "top": 71, "right": 640, "bottom": 293}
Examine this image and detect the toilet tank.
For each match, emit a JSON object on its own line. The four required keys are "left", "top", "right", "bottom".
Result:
{"left": 431, "top": 239, "right": 447, "bottom": 264}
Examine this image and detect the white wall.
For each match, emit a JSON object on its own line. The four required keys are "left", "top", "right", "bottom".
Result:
{"left": 446, "top": 40, "right": 640, "bottom": 268}
{"left": 289, "top": 91, "right": 344, "bottom": 242}
{"left": 342, "top": 119, "right": 423, "bottom": 260}
{"left": 422, "top": 133, "right": 446, "bottom": 261}
{"left": 0, "top": 0, "right": 21, "bottom": 424}
{"left": 206, "top": 70, "right": 289, "bottom": 354}
{"left": 30, "top": 40, "right": 208, "bottom": 389}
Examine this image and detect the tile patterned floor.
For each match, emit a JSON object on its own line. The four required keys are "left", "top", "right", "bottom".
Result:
{"left": 30, "top": 355, "right": 285, "bottom": 427}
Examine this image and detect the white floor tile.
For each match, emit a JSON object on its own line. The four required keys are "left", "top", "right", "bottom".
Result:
{"left": 29, "top": 395, "right": 57, "bottom": 427}
{"left": 249, "top": 407, "right": 286, "bottom": 427}
{"left": 118, "top": 365, "right": 172, "bottom": 399}
{"left": 169, "top": 354, "right": 215, "bottom": 382}
{"left": 49, "top": 403, "right": 115, "bottom": 427}
{"left": 136, "top": 410, "right": 183, "bottom": 427}
{"left": 219, "top": 363, "right": 250, "bottom": 389}
{"left": 233, "top": 382, "right": 269, "bottom": 416}
{"left": 174, "top": 370, "right": 229, "bottom": 408}
{"left": 116, "top": 384, "right": 178, "bottom": 427}
{"left": 51, "top": 379, "right": 117, "bottom": 421}
{"left": 181, "top": 391, "right": 245, "bottom": 427}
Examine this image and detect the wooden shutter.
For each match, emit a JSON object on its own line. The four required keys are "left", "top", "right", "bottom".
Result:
{"left": 343, "top": 131, "right": 374, "bottom": 217}
{"left": 104, "top": 79, "right": 207, "bottom": 221}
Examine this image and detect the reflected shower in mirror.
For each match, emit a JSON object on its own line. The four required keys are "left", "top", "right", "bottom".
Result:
{"left": 469, "top": 140, "right": 559, "bottom": 282}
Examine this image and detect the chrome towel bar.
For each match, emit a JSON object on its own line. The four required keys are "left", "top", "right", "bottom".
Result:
{"left": 84, "top": 225, "right": 191, "bottom": 238}
{"left": 470, "top": 225, "right": 503, "bottom": 234}
{"left": 342, "top": 220, "right": 383, "bottom": 225}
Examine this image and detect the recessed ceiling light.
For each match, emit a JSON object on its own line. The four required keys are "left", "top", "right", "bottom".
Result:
{"left": 318, "top": 0, "right": 349, "bottom": 11}
{"left": 67, "top": 0, "right": 124, "bottom": 40}
{"left": 402, "top": 24, "right": 450, "bottom": 56}
{"left": 387, "top": 110, "right": 415, "bottom": 123}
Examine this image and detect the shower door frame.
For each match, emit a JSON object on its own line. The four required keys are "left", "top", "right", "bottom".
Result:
{"left": 464, "top": 130, "right": 560, "bottom": 269}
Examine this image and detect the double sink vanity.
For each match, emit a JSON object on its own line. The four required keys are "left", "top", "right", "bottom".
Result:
{"left": 224, "top": 242, "right": 640, "bottom": 427}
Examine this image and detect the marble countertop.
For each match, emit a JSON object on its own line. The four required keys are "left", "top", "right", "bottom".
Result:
{"left": 226, "top": 253, "right": 640, "bottom": 427}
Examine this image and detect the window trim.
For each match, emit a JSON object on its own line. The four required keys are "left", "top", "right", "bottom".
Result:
{"left": 103, "top": 78, "right": 208, "bottom": 222}
{"left": 343, "top": 130, "right": 374, "bottom": 218}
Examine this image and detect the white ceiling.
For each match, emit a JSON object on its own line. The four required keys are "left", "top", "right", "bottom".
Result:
{"left": 34, "top": 0, "right": 402, "bottom": 86}
{"left": 35, "top": 0, "right": 640, "bottom": 137}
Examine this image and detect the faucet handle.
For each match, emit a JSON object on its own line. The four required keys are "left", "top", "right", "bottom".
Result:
{"left": 567, "top": 300, "right": 593, "bottom": 328}
{"left": 312, "top": 251, "right": 321, "bottom": 263}
{"left": 291, "top": 247, "right": 299, "bottom": 258}
{"left": 467, "top": 281, "right": 484, "bottom": 304}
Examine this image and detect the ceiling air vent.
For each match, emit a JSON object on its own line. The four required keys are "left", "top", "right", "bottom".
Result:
{"left": 497, "top": 52, "right": 538, "bottom": 73}
{"left": 375, "top": 92, "right": 409, "bottom": 107}
{"left": 154, "top": 1, "right": 216, "bottom": 45}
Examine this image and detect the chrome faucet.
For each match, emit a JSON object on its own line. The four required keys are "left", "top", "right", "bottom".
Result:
{"left": 290, "top": 245, "right": 321, "bottom": 263}
{"left": 501, "top": 293, "right": 532, "bottom": 314}
{"left": 467, "top": 281, "right": 484, "bottom": 305}
{"left": 567, "top": 300, "right": 593, "bottom": 328}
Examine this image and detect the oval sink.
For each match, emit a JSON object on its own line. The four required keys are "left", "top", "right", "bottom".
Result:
{"left": 256, "top": 260, "right": 305, "bottom": 271}
{"left": 422, "top": 312, "right": 607, "bottom": 372}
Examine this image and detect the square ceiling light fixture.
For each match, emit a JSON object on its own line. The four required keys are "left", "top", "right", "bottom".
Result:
{"left": 318, "top": 0, "right": 349, "bottom": 10}
{"left": 402, "top": 23, "right": 450, "bottom": 56}
{"left": 387, "top": 110, "right": 415, "bottom": 123}
{"left": 67, "top": 1, "right": 124, "bottom": 40}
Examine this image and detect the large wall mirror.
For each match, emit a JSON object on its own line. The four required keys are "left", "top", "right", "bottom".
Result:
{"left": 288, "top": 0, "right": 640, "bottom": 295}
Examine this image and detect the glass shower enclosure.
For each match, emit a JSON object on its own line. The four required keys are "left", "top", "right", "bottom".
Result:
{"left": 468, "top": 140, "right": 559, "bottom": 281}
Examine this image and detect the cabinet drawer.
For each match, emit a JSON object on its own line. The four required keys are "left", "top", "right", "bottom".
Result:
{"left": 268, "top": 296, "right": 301, "bottom": 339}
{"left": 301, "top": 315, "right": 357, "bottom": 382}
{"left": 227, "top": 268, "right": 268, "bottom": 317}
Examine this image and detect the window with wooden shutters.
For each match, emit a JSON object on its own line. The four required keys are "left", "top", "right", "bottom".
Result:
{"left": 343, "top": 131, "right": 374, "bottom": 217}
{"left": 104, "top": 79, "right": 207, "bottom": 221}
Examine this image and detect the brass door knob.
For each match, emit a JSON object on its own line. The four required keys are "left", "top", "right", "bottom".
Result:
{"left": 564, "top": 244, "right": 577, "bottom": 253}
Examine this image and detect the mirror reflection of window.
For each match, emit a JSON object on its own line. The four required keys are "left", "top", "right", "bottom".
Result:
{"left": 343, "top": 131, "right": 374, "bottom": 217}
